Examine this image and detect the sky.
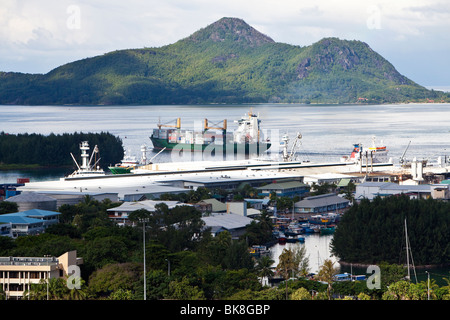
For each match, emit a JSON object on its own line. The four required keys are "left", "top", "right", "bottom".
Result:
{"left": 1, "top": 0, "right": 450, "bottom": 88}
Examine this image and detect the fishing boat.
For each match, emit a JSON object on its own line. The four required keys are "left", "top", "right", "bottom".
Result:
{"left": 150, "top": 110, "right": 271, "bottom": 155}
{"left": 249, "top": 245, "right": 270, "bottom": 258}
{"left": 308, "top": 213, "right": 338, "bottom": 225}
{"left": 108, "top": 150, "right": 140, "bottom": 174}
{"left": 277, "top": 233, "right": 287, "bottom": 244}
{"left": 286, "top": 235, "right": 305, "bottom": 243}
{"left": 66, "top": 141, "right": 105, "bottom": 179}
{"left": 319, "top": 226, "right": 335, "bottom": 235}
{"left": 109, "top": 145, "right": 166, "bottom": 175}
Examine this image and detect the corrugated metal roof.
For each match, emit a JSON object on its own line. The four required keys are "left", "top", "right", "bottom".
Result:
{"left": 5, "top": 192, "right": 56, "bottom": 203}
{"left": 107, "top": 200, "right": 186, "bottom": 212}
{"left": 202, "top": 213, "right": 253, "bottom": 230}
{"left": 295, "top": 193, "right": 349, "bottom": 208}
{"left": 0, "top": 215, "right": 43, "bottom": 224}
{"left": 8, "top": 209, "right": 60, "bottom": 217}
{"left": 257, "top": 181, "right": 307, "bottom": 190}
{"left": 198, "top": 198, "right": 227, "bottom": 212}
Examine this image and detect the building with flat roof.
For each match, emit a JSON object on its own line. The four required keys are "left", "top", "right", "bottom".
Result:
{"left": 0, "top": 251, "right": 83, "bottom": 300}
{"left": 355, "top": 181, "right": 449, "bottom": 200}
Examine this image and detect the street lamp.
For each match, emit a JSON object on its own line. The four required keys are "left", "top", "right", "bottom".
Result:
{"left": 142, "top": 219, "right": 147, "bottom": 301}
{"left": 426, "top": 271, "right": 430, "bottom": 300}
{"left": 44, "top": 255, "right": 50, "bottom": 300}
{"left": 165, "top": 259, "right": 170, "bottom": 277}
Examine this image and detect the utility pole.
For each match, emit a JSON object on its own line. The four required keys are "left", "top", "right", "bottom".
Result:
{"left": 143, "top": 219, "right": 146, "bottom": 301}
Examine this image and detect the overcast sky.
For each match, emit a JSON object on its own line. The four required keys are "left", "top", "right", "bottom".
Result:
{"left": 1, "top": 0, "right": 449, "bottom": 88}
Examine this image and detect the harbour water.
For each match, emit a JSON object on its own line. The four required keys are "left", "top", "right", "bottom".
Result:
{"left": 1, "top": 103, "right": 449, "bottom": 280}
{"left": 270, "top": 233, "right": 335, "bottom": 274}
{"left": 1, "top": 103, "right": 449, "bottom": 181}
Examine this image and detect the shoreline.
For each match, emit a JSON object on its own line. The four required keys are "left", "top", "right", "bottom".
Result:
{"left": 0, "top": 164, "right": 71, "bottom": 171}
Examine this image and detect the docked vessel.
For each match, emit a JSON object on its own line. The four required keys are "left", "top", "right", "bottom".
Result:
{"left": 341, "top": 137, "right": 390, "bottom": 164}
{"left": 150, "top": 111, "right": 271, "bottom": 155}
{"left": 66, "top": 141, "right": 105, "bottom": 179}
{"left": 108, "top": 145, "right": 167, "bottom": 174}
{"left": 108, "top": 150, "right": 140, "bottom": 174}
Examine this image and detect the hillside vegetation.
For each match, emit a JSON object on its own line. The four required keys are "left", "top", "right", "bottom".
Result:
{"left": 0, "top": 17, "right": 447, "bottom": 105}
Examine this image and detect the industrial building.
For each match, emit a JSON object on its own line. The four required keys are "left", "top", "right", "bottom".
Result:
{"left": 355, "top": 181, "right": 450, "bottom": 200}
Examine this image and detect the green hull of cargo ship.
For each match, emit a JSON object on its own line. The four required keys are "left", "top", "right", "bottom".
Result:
{"left": 150, "top": 137, "right": 271, "bottom": 154}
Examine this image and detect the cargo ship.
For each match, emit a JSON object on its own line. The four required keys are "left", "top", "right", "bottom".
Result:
{"left": 150, "top": 111, "right": 271, "bottom": 155}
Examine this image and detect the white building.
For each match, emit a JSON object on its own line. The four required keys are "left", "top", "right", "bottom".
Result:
{"left": 355, "top": 182, "right": 450, "bottom": 200}
{"left": 107, "top": 200, "right": 190, "bottom": 226}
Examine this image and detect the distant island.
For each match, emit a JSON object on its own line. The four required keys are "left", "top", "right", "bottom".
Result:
{"left": 0, "top": 17, "right": 448, "bottom": 105}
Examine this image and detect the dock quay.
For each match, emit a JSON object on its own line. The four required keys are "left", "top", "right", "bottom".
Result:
{"left": 14, "top": 155, "right": 450, "bottom": 205}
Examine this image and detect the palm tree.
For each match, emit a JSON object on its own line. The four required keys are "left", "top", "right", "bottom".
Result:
{"left": 26, "top": 278, "right": 69, "bottom": 300}
{"left": 255, "top": 255, "right": 275, "bottom": 286}
{"left": 316, "top": 259, "right": 338, "bottom": 300}
{"left": 66, "top": 277, "right": 89, "bottom": 300}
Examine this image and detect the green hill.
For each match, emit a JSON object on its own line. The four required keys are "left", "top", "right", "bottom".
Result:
{"left": 0, "top": 17, "right": 447, "bottom": 105}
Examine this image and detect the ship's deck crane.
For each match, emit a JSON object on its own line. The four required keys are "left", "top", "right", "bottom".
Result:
{"left": 203, "top": 119, "right": 227, "bottom": 133}
{"left": 157, "top": 118, "right": 181, "bottom": 130}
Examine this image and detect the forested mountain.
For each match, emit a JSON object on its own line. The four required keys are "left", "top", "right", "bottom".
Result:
{"left": 0, "top": 17, "right": 447, "bottom": 105}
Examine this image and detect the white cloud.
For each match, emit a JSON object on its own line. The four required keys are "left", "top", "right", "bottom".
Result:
{"left": 0, "top": 0, "right": 449, "bottom": 84}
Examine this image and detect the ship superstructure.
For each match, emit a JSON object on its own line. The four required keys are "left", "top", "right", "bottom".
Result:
{"left": 341, "top": 137, "right": 391, "bottom": 164}
{"left": 66, "top": 141, "right": 105, "bottom": 178}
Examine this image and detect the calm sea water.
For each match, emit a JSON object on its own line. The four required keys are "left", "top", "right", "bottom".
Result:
{"left": 1, "top": 103, "right": 449, "bottom": 279}
{"left": 1, "top": 103, "right": 449, "bottom": 175}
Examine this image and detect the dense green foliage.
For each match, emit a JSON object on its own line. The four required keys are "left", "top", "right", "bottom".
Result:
{"left": 2, "top": 191, "right": 450, "bottom": 301}
{"left": 1, "top": 18, "right": 447, "bottom": 105}
{"left": 331, "top": 195, "right": 450, "bottom": 265}
{"left": 0, "top": 131, "right": 123, "bottom": 169}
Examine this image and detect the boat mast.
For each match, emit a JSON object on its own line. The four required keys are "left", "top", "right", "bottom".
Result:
{"left": 404, "top": 218, "right": 418, "bottom": 283}
{"left": 405, "top": 218, "right": 410, "bottom": 281}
